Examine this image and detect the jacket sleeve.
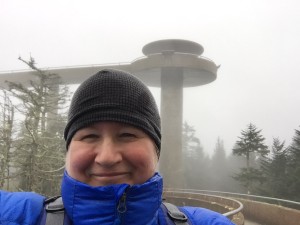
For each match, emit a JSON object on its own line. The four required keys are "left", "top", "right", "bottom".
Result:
{"left": 0, "top": 190, "right": 45, "bottom": 225}
{"left": 180, "top": 206, "right": 236, "bottom": 225}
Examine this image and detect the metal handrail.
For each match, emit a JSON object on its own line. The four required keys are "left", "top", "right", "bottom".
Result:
{"left": 164, "top": 189, "right": 244, "bottom": 218}
{"left": 165, "top": 188, "right": 300, "bottom": 210}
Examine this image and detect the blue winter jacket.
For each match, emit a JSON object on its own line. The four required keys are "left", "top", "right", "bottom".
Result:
{"left": 0, "top": 190, "right": 45, "bottom": 225}
{"left": 0, "top": 171, "right": 234, "bottom": 225}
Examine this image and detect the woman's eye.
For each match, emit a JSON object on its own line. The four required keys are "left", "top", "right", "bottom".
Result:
{"left": 120, "top": 133, "right": 137, "bottom": 138}
{"left": 81, "top": 134, "right": 99, "bottom": 141}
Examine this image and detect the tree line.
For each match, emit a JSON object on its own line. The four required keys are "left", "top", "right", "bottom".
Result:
{"left": 183, "top": 122, "right": 300, "bottom": 202}
{"left": 0, "top": 58, "right": 299, "bottom": 202}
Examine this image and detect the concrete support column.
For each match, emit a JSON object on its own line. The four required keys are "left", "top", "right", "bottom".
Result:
{"left": 159, "top": 67, "right": 184, "bottom": 188}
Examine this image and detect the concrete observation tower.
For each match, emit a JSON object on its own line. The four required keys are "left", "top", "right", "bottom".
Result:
{"left": 130, "top": 40, "right": 218, "bottom": 188}
{"left": 0, "top": 39, "right": 218, "bottom": 188}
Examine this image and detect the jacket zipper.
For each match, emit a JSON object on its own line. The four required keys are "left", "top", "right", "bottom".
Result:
{"left": 117, "top": 192, "right": 127, "bottom": 213}
{"left": 114, "top": 192, "right": 127, "bottom": 225}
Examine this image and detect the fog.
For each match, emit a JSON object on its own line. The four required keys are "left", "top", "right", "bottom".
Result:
{"left": 1, "top": 0, "right": 300, "bottom": 156}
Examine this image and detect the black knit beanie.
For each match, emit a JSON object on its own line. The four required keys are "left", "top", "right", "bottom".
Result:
{"left": 64, "top": 69, "right": 161, "bottom": 156}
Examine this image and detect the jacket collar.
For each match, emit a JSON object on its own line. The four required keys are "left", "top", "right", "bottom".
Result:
{"left": 61, "top": 171, "right": 163, "bottom": 225}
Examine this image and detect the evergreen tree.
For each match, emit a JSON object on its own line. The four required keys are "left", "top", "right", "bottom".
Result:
{"left": 286, "top": 127, "right": 300, "bottom": 201}
{"left": 0, "top": 90, "right": 15, "bottom": 190}
{"left": 226, "top": 153, "right": 247, "bottom": 193}
{"left": 182, "top": 121, "right": 209, "bottom": 189}
{"left": 210, "top": 137, "right": 227, "bottom": 191}
{"left": 259, "top": 138, "right": 288, "bottom": 198}
{"left": 5, "top": 57, "right": 70, "bottom": 196}
{"left": 232, "top": 123, "right": 269, "bottom": 193}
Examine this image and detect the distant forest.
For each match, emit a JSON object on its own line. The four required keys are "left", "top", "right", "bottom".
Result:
{"left": 1, "top": 58, "right": 300, "bottom": 202}
{"left": 183, "top": 121, "right": 300, "bottom": 202}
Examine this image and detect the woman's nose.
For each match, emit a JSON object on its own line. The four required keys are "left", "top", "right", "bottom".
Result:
{"left": 94, "top": 138, "right": 122, "bottom": 167}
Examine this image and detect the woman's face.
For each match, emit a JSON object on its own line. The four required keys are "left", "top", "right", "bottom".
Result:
{"left": 66, "top": 121, "right": 158, "bottom": 186}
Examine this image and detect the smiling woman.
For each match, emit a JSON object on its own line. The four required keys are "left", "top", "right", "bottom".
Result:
{"left": 63, "top": 68, "right": 162, "bottom": 188}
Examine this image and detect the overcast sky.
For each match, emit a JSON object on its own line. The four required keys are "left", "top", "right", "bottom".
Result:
{"left": 1, "top": 0, "right": 300, "bottom": 156}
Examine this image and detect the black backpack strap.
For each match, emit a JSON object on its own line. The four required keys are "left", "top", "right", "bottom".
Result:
{"left": 44, "top": 197, "right": 188, "bottom": 225}
{"left": 162, "top": 202, "right": 189, "bottom": 225}
{"left": 44, "top": 196, "right": 65, "bottom": 225}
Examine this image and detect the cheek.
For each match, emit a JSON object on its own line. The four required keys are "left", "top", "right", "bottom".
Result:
{"left": 128, "top": 147, "right": 158, "bottom": 171}
{"left": 66, "top": 146, "right": 94, "bottom": 173}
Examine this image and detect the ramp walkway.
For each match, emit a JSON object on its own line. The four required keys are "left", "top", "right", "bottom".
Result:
{"left": 244, "top": 219, "right": 261, "bottom": 225}
{"left": 164, "top": 188, "right": 300, "bottom": 225}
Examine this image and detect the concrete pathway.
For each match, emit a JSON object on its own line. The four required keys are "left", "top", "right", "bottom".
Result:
{"left": 244, "top": 219, "right": 262, "bottom": 225}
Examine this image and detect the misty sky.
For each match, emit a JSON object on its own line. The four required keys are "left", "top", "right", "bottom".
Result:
{"left": 1, "top": 0, "right": 300, "bottom": 156}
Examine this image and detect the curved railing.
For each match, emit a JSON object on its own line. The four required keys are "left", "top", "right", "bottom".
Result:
{"left": 163, "top": 189, "right": 244, "bottom": 224}
{"left": 165, "top": 188, "right": 300, "bottom": 225}
{"left": 167, "top": 189, "right": 300, "bottom": 210}
{"left": 164, "top": 189, "right": 243, "bottom": 217}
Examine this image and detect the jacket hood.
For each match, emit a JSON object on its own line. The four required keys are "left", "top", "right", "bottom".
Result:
{"left": 61, "top": 170, "right": 163, "bottom": 225}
